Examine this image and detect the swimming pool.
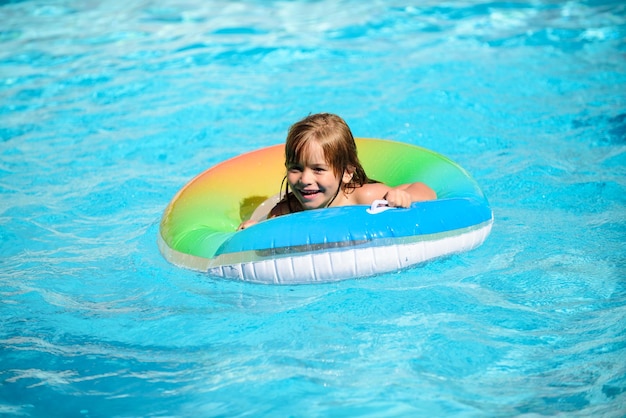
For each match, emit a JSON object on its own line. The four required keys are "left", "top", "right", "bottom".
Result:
{"left": 1, "top": 0, "right": 625, "bottom": 416}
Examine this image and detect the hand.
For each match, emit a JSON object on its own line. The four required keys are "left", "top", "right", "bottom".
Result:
{"left": 237, "top": 219, "right": 258, "bottom": 230}
{"left": 383, "top": 189, "right": 412, "bottom": 208}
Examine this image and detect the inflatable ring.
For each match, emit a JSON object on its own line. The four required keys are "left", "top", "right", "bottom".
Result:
{"left": 158, "top": 138, "right": 493, "bottom": 284}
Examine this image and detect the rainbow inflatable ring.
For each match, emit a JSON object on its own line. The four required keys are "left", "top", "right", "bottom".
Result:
{"left": 158, "top": 138, "right": 493, "bottom": 284}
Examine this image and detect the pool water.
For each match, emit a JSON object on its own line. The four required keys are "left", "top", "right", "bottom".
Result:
{"left": 1, "top": 0, "right": 625, "bottom": 416}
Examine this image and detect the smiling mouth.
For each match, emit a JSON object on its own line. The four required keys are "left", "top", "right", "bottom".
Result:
{"left": 299, "top": 189, "right": 320, "bottom": 198}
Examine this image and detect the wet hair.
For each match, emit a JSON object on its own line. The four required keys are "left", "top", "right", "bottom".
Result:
{"left": 279, "top": 113, "right": 372, "bottom": 212}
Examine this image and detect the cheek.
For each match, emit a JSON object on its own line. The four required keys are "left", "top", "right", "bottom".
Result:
{"left": 286, "top": 172, "right": 299, "bottom": 185}
{"left": 331, "top": 174, "right": 343, "bottom": 185}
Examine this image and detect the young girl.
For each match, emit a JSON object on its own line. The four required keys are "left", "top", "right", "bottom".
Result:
{"left": 238, "top": 113, "right": 436, "bottom": 230}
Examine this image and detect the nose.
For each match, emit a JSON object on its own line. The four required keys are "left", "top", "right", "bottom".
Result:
{"left": 300, "top": 168, "right": 314, "bottom": 184}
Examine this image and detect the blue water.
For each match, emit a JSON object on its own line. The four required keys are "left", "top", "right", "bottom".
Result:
{"left": 1, "top": 0, "right": 625, "bottom": 416}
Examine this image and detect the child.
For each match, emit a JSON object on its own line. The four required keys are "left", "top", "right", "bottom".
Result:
{"left": 238, "top": 113, "right": 436, "bottom": 230}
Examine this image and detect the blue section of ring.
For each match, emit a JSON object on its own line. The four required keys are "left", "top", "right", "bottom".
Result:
{"left": 216, "top": 197, "right": 492, "bottom": 255}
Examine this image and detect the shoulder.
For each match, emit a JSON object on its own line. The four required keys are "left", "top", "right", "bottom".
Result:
{"left": 350, "top": 183, "right": 392, "bottom": 204}
{"left": 268, "top": 196, "right": 299, "bottom": 218}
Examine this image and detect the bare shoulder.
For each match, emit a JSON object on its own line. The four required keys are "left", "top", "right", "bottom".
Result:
{"left": 351, "top": 183, "right": 392, "bottom": 204}
{"left": 268, "top": 198, "right": 294, "bottom": 218}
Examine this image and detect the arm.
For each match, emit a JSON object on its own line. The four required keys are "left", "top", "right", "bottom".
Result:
{"left": 237, "top": 219, "right": 258, "bottom": 230}
{"left": 238, "top": 198, "right": 292, "bottom": 230}
{"left": 356, "top": 182, "right": 436, "bottom": 208}
{"left": 385, "top": 182, "right": 436, "bottom": 207}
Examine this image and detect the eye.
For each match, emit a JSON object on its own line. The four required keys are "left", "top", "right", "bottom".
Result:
{"left": 287, "top": 164, "right": 302, "bottom": 173}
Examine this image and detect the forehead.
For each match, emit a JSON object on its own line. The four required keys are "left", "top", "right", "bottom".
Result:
{"left": 291, "top": 140, "right": 328, "bottom": 165}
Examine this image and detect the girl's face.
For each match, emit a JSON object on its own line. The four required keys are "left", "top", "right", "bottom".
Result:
{"left": 287, "top": 141, "right": 352, "bottom": 210}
